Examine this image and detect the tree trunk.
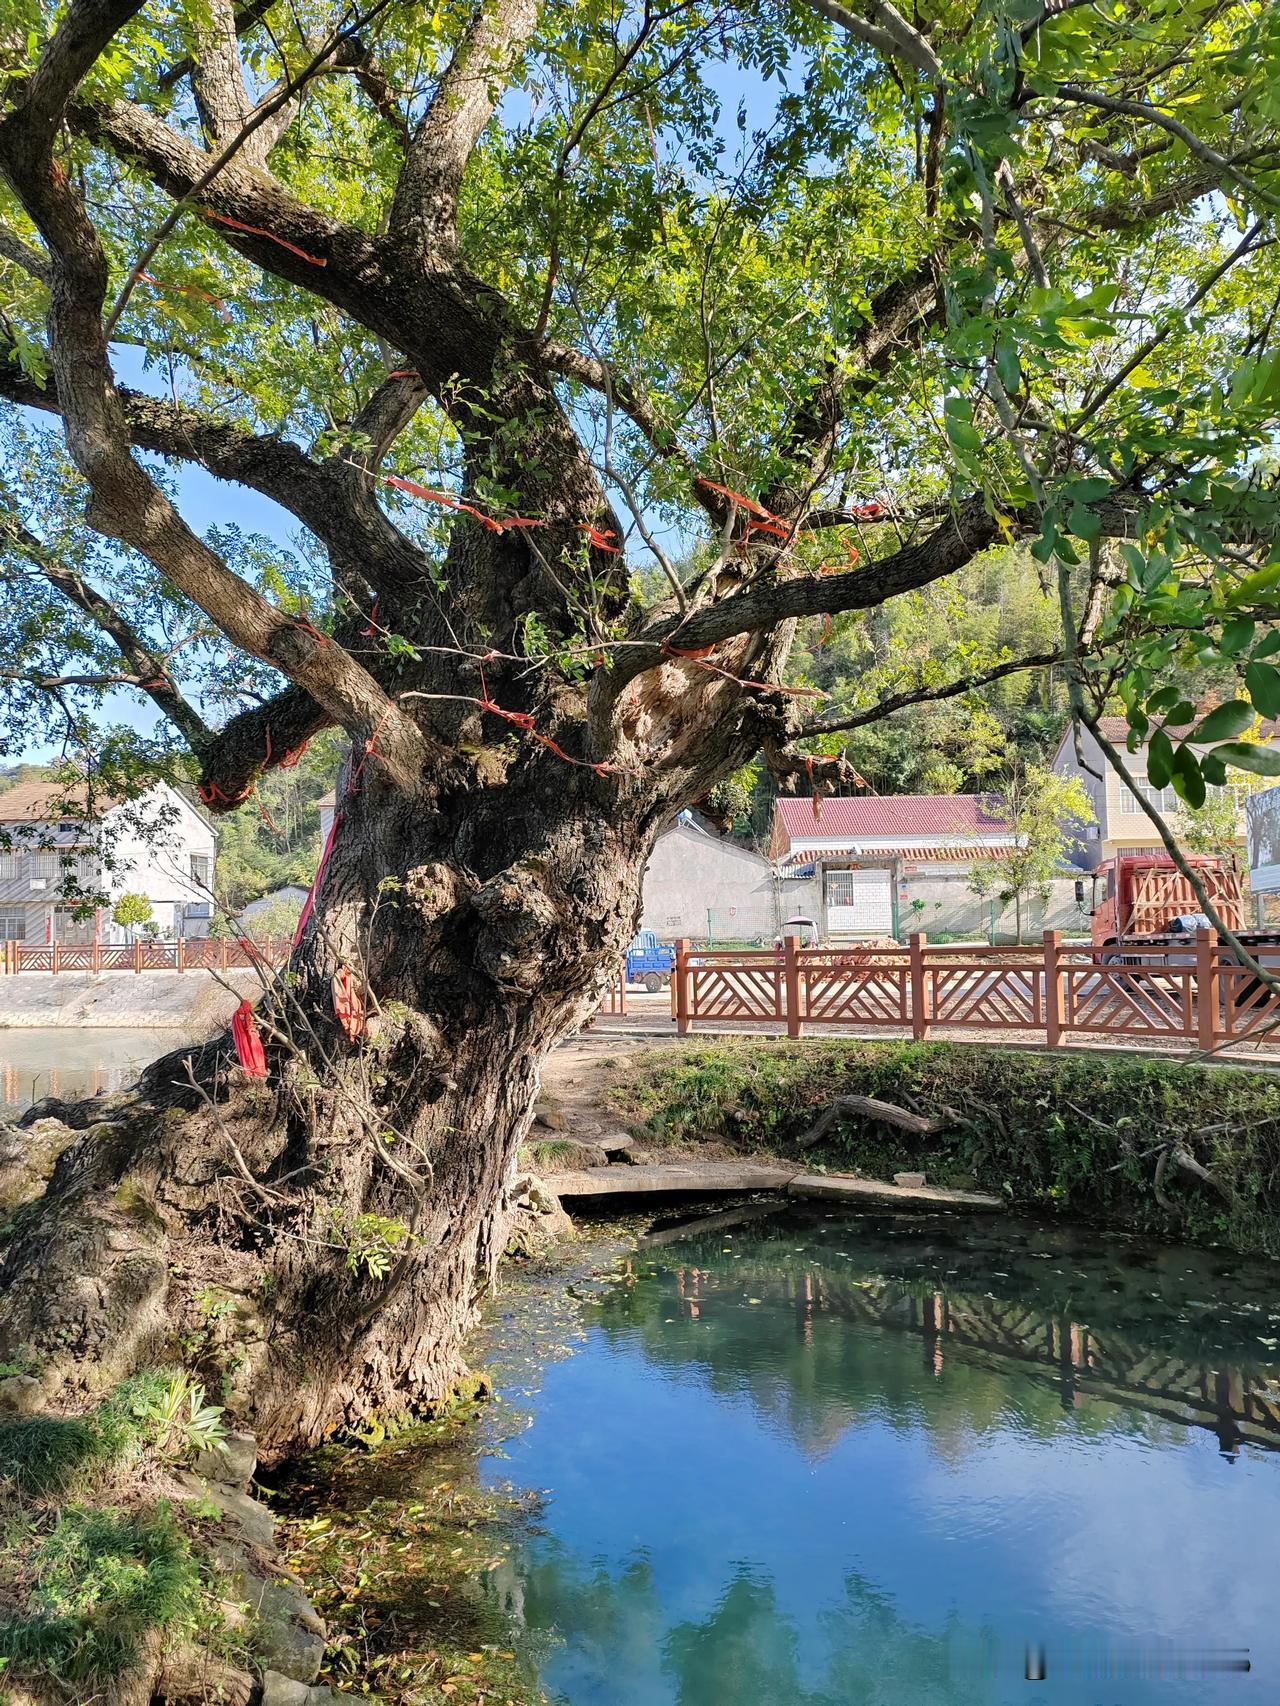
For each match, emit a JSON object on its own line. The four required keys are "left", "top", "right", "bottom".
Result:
{"left": 0, "top": 760, "right": 666, "bottom": 1457}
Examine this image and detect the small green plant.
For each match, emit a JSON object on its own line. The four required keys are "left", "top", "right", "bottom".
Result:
{"left": 132, "top": 1370, "right": 228, "bottom": 1459}
{"left": 333, "top": 1211, "right": 416, "bottom": 1279}
{"left": 0, "top": 1369, "right": 227, "bottom": 1496}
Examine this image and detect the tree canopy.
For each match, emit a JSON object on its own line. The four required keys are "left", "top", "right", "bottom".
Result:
{"left": 1, "top": 0, "right": 1278, "bottom": 839}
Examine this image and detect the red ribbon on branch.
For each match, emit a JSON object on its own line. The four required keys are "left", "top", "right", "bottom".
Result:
{"left": 231, "top": 1000, "right": 268, "bottom": 1078}
{"left": 202, "top": 209, "right": 328, "bottom": 267}
{"left": 133, "top": 269, "right": 232, "bottom": 321}
{"left": 380, "top": 471, "right": 544, "bottom": 535}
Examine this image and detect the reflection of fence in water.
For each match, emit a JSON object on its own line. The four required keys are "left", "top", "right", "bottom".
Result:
{"left": 671, "top": 1264, "right": 1280, "bottom": 1455}
{"left": 1, "top": 1060, "right": 110, "bottom": 1109}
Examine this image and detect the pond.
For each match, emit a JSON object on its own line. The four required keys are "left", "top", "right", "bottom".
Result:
{"left": 481, "top": 1208, "right": 1280, "bottom": 1706}
{"left": 0, "top": 1026, "right": 191, "bottom": 1114}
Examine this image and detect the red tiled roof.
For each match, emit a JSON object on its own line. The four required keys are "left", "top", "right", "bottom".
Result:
{"left": 1095, "top": 713, "right": 1280, "bottom": 741}
{"left": 0, "top": 781, "right": 101, "bottom": 822}
{"left": 774, "top": 793, "right": 1007, "bottom": 847}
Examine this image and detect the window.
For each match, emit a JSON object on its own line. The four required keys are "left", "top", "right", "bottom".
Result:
{"left": 189, "top": 854, "right": 211, "bottom": 889}
{"left": 0, "top": 852, "right": 19, "bottom": 880}
{"left": 1120, "top": 780, "right": 1177, "bottom": 815}
{"left": 1121, "top": 780, "right": 1247, "bottom": 817}
{"left": 27, "top": 852, "right": 61, "bottom": 880}
{"left": 0, "top": 907, "right": 24, "bottom": 941}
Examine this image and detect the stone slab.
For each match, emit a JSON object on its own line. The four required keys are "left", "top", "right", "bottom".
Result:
{"left": 787, "top": 1173, "right": 1002, "bottom": 1209}
{"left": 546, "top": 1162, "right": 800, "bottom": 1197}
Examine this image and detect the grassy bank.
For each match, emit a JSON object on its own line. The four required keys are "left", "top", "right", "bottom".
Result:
{"left": 0, "top": 1370, "right": 254, "bottom": 1701}
{"left": 610, "top": 1040, "right": 1280, "bottom": 1257}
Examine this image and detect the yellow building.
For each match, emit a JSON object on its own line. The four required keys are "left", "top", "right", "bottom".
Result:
{"left": 1049, "top": 716, "right": 1258, "bottom": 868}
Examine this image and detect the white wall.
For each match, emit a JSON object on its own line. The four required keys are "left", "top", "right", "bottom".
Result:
{"left": 97, "top": 785, "right": 218, "bottom": 939}
{"left": 639, "top": 823, "right": 784, "bottom": 941}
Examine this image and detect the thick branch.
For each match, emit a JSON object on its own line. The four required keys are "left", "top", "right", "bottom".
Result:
{"left": 1051, "top": 85, "right": 1280, "bottom": 211}
{"left": 21, "top": 0, "right": 145, "bottom": 150}
{"left": 197, "top": 686, "right": 334, "bottom": 807}
{"left": 0, "top": 220, "right": 50, "bottom": 284}
{"left": 798, "top": 649, "right": 1061, "bottom": 739}
{"left": 664, "top": 498, "right": 999, "bottom": 652}
{"left": 0, "top": 75, "right": 428, "bottom": 787}
{"left": 806, "top": 0, "right": 943, "bottom": 78}
{"left": 390, "top": 0, "right": 539, "bottom": 255}
{"left": 0, "top": 356, "right": 439, "bottom": 602}
{"left": 190, "top": 0, "right": 255, "bottom": 154}
{"left": 158, "top": 0, "right": 278, "bottom": 90}
{"left": 0, "top": 495, "right": 210, "bottom": 749}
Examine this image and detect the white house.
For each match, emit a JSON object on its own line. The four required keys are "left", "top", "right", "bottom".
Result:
{"left": 768, "top": 794, "right": 1023, "bottom": 939}
{"left": 640, "top": 817, "right": 785, "bottom": 941}
{"left": 0, "top": 780, "right": 217, "bottom": 945}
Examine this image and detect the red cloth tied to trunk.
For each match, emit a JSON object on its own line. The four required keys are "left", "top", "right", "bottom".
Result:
{"left": 231, "top": 1001, "right": 268, "bottom": 1078}
{"left": 332, "top": 966, "right": 367, "bottom": 1042}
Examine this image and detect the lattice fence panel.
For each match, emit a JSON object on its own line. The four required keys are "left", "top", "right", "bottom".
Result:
{"left": 929, "top": 964, "right": 1042, "bottom": 1029}
{"left": 689, "top": 965, "right": 782, "bottom": 1021}
{"left": 1063, "top": 964, "right": 1192, "bottom": 1036}
{"left": 802, "top": 966, "right": 910, "bottom": 1026}
{"left": 1219, "top": 962, "right": 1280, "bottom": 1042}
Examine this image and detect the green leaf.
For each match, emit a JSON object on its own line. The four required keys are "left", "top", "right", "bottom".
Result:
{"left": 1170, "top": 744, "right": 1206, "bottom": 808}
{"left": 1067, "top": 501, "right": 1102, "bottom": 542}
{"left": 1193, "top": 699, "right": 1254, "bottom": 741}
{"left": 1146, "top": 727, "right": 1174, "bottom": 789}
{"left": 1212, "top": 742, "right": 1280, "bottom": 778}
{"left": 1232, "top": 561, "right": 1280, "bottom": 602}
{"left": 1220, "top": 617, "right": 1255, "bottom": 655}
{"left": 1161, "top": 699, "right": 1196, "bottom": 728}
{"left": 1146, "top": 685, "right": 1184, "bottom": 714}
{"left": 1246, "top": 661, "right": 1280, "bottom": 718}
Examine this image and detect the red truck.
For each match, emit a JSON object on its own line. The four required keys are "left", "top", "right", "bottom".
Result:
{"left": 1088, "top": 853, "right": 1247, "bottom": 948}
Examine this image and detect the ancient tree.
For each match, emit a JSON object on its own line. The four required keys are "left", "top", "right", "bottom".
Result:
{"left": 1, "top": 0, "right": 1277, "bottom": 1450}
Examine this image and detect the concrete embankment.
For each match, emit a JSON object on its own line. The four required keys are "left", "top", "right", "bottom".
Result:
{"left": 0, "top": 969, "right": 262, "bottom": 1027}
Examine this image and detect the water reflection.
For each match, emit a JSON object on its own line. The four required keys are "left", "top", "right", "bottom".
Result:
{"left": 484, "top": 1211, "right": 1280, "bottom": 1705}
{"left": 607, "top": 1215, "right": 1280, "bottom": 1458}
{"left": 0, "top": 1027, "right": 190, "bottom": 1113}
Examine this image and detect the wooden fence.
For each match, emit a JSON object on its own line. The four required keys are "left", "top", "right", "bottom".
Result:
{"left": 670, "top": 930, "right": 1280, "bottom": 1050}
{"left": 0, "top": 936, "right": 293, "bottom": 975}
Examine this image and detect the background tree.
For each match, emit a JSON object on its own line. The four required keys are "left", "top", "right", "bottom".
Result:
{"left": 968, "top": 764, "right": 1094, "bottom": 943}
{"left": 0, "top": 0, "right": 1278, "bottom": 1453}
{"left": 111, "top": 890, "right": 154, "bottom": 942}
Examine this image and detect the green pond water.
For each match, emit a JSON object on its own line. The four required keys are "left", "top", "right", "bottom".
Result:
{"left": 0, "top": 1026, "right": 192, "bottom": 1113}
{"left": 479, "top": 1208, "right": 1280, "bottom": 1706}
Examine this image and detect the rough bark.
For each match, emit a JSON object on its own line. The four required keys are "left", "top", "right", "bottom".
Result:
{"left": 0, "top": 736, "right": 729, "bottom": 1455}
